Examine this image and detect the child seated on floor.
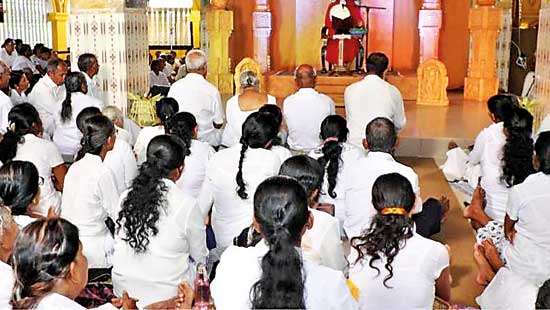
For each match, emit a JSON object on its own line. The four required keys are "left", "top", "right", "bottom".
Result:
{"left": 474, "top": 132, "right": 550, "bottom": 309}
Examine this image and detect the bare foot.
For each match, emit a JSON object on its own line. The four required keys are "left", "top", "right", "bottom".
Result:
{"left": 448, "top": 141, "right": 458, "bottom": 150}
{"left": 440, "top": 196, "right": 451, "bottom": 223}
{"left": 481, "top": 240, "right": 505, "bottom": 271}
{"left": 463, "top": 187, "right": 491, "bottom": 225}
{"left": 473, "top": 244, "right": 496, "bottom": 286}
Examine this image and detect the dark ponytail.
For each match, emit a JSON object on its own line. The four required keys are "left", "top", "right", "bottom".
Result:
{"left": 75, "top": 115, "right": 115, "bottom": 161}
{"left": 11, "top": 218, "right": 80, "bottom": 309}
{"left": 0, "top": 103, "right": 41, "bottom": 163}
{"left": 165, "top": 112, "right": 196, "bottom": 155}
{"left": 60, "top": 72, "right": 86, "bottom": 123}
{"left": 317, "top": 115, "right": 348, "bottom": 198}
{"left": 535, "top": 132, "right": 550, "bottom": 175}
{"left": 501, "top": 108, "right": 535, "bottom": 187}
{"left": 156, "top": 97, "right": 179, "bottom": 128}
{"left": 236, "top": 112, "right": 278, "bottom": 199}
{"left": 117, "top": 135, "right": 187, "bottom": 253}
{"left": 0, "top": 160, "right": 39, "bottom": 216}
{"left": 279, "top": 155, "right": 324, "bottom": 206}
{"left": 251, "top": 176, "right": 309, "bottom": 309}
{"left": 351, "top": 173, "right": 416, "bottom": 288}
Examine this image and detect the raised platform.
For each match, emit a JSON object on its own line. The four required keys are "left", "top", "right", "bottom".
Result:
{"left": 266, "top": 69, "right": 418, "bottom": 109}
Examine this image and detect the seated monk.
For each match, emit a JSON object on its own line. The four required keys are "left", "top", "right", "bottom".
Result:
{"left": 324, "top": 0, "right": 363, "bottom": 67}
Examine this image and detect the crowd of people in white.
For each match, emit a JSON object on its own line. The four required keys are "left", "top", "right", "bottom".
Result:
{"left": 0, "top": 37, "right": 549, "bottom": 310}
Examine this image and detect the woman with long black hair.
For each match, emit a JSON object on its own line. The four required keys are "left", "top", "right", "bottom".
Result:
{"left": 60, "top": 115, "right": 119, "bottom": 269}
{"left": 211, "top": 176, "right": 356, "bottom": 309}
{"left": 309, "top": 115, "right": 363, "bottom": 223}
{"left": 166, "top": 112, "right": 215, "bottom": 198}
{"left": 133, "top": 97, "right": 179, "bottom": 165}
{"left": 0, "top": 103, "right": 67, "bottom": 216}
{"left": 113, "top": 135, "right": 207, "bottom": 308}
{"left": 199, "top": 112, "right": 283, "bottom": 249}
{"left": 53, "top": 71, "right": 103, "bottom": 158}
{"left": 349, "top": 173, "right": 451, "bottom": 309}
{"left": 8, "top": 70, "right": 29, "bottom": 105}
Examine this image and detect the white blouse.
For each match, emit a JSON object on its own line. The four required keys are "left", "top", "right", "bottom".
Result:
{"left": 112, "top": 179, "right": 208, "bottom": 308}
{"left": 211, "top": 241, "right": 358, "bottom": 310}
{"left": 349, "top": 232, "right": 449, "bottom": 310}
{"left": 104, "top": 137, "right": 138, "bottom": 195}
{"left": 0, "top": 260, "right": 13, "bottom": 310}
{"left": 220, "top": 94, "right": 276, "bottom": 147}
{"left": 133, "top": 126, "right": 165, "bottom": 165}
{"left": 309, "top": 142, "right": 365, "bottom": 223}
{"left": 9, "top": 89, "right": 27, "bottom": 105}
{"left": 52, "top": 92, "right": 103, "bottom": 156}
{"left": 36, "top": 293, "right": 116, "bottom": 310}
{"left": 198, "top": 144, "right": 282, "bottom": 248}
{"left": 14, "top": 134, "right": 64, "bottom": 216}
{"left": 176, "top": 139, "right": 215, "bottom": 199}
{"left": 60, "top": 153, "right": 119, "bottom": 268}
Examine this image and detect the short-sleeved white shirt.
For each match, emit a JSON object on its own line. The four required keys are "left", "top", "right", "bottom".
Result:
{"left": 0, "top": 260, "right": 14, "bottom": 310}
{"left": 342, "top": 151, "right": 422, "bottom": 239}
{"left": 28, "top": 75, "right": 66, "bottom": 138}
{"left": 9, "top": 89, "right": 27, "bottom": 106}
{"left": 14, "top": 134, "right": 64, "bottom": 216}
{"left": 104, "top": 137, "right": 138, "bottom": 195}
{"left": 211, "top": 241, "right": 358, "bottom": 310}
{"left": 283, "top": 88, "right": 335, "bottom": 152}
{"left": 468, "top": 122, "right": 509, "bottom": 222}
{"left": 60, "top": 153, "right": 120, "bottom": 268}
{"left": 176, "top": 139, "right": 215, "bottom": 199}
{"left": 149, "top": 71, "right": 170, "bottom": 88}
{"left": 504, "top": 172, "right": 550, "bottom": 286}
{"left": 0, "top": 48, "right": 16, "bottom": 67}
{"left": 221, "top": 94, "right": 276, "bottom": 147}
{"left": 344, "top": 75, "right": 406, "bottom": 147}
{"left": 198, "top": 144, "right": 282, "bottom": 248}
{"left": 167, "top": 73, "right": 224, "bottom": 146}
{"left": 309, "top": 142, "right": 365, "bottom": 223}
{"left": 133, "top": 126, "right": 165, "bottom": 165}
{"left": 349, "top": 232, "right": 449, "bottom": 310}
{"left": 52, "top": 92, "right": 103, "bottom": 156}
{"left": 12, "top": 55, "right": 38, "bottom": 74}
{"left": 113, "top": 179, "right": 208, "bottom": 307}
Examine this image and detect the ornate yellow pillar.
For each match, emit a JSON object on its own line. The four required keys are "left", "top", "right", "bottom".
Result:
{"left": 206, "top": 0, "right": 233, "bottom": 95}
{"left": 190, "top": 0, "right": 201, "bottom": 48}
{"left": 418, "top": 0, "right": 443, "bottom": 63}
{"left": 48, "top": 0, "right": 69, "bottom": 52}
{"left": 535, "top": 1, "right": 550, "bottom": 119}
{"left": 464, "top": 0, "right": 502, "bottom": 102}
{"left": 252, "top": 0, "right": 271, "bottom": 73}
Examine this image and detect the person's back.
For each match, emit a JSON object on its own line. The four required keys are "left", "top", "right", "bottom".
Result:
{"left": 176, "top": 139, "right": 214, "bottom": 198}
{"left": 104, "top": 137, "right": 137, "bottom": 194}
{"left": 344, "top": 53, "right": 405, "bottom": 146}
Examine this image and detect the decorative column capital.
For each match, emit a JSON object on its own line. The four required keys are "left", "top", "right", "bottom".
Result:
{"left": 422, "top": 0, "right": 441, "bottom": 10}
{"left": 51, "top": 0, "right": 69, "bottom": 13}
{"left": 256, "top": 0, "right": 270, "bottom": 11}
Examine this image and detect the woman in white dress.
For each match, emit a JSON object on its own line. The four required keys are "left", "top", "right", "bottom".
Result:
{"left": 199, "top": 112, "right": 283, "bottom": 249}
{"left": 0, "top": 205, "right": 18, "bottom": 310}
{"left": 53, "top": 72, "right": 104, "bottom": 158}
{"left": 309, "top": 115, "right": 364, "bottom": 223}
{"left": 60, "top": 115, "right": 119, "bottom": 269}
{"left": 166, "top": 112, "right": 215, "bottom": 198}
{"left": 0, "top": 103, "right": 67, "bottom": 216}
{"left": 113, "top": 135, "right": 207, "bottom": 307}
{"left": 349, "top": 173, "right": 451, "bottom": 309}
{"left": 211, "top": 176, "right": 357, "bottom": 310}
{"left": 8, "top": 70, "right": 29, "bottom": 105}
{"left": 0, "top": 161, "right": 43, "bottom": 228}
{"left": 474, "top": 132, "right": 550, "bottom": 309}
{"left": 133, "top": 97, "right": 178, "bottom": 165}
{"left": 221, "top": 70, "right": 276, "bottom": 147}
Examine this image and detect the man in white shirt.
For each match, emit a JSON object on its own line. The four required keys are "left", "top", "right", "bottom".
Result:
{"left": 344, "top": 52, "right": 406, "bottom": 146}
{"left": 0, "top": 39, "right": 17, "bottom": 68}
{"left": 168, "top": 49, "right": 224, "bottom": 147}
{"left": 149, "top": 59, "right": 171, "bottom": 88}
{"left": 342, "top": 117, "right": 443, "bottom": 239}
{"left": 28, "top": 58, "right": 68, "bottom": 138}
{"left": 283, "top": 64, "right": 335, "bottom": 152}
{"left": 0, "top": 61, "right": 12, "bottom": 134}
{"left": 78, "top": 53, "right": 102, "bottom": 102}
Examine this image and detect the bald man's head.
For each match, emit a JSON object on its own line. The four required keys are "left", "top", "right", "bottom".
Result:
{"left": 294, "top": 64, "right": 317, "bottom": 89}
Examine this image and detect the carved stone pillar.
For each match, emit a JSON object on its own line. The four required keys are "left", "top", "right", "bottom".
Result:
{"left": 69, "top": 0, "right": 149, "bottom": 113}
{"left": 252, "top": 0, "right": 271, "bottom": 73}
{"left": 535, "top": 2, "right": 550, "bottom": 117}
{"left": 418, "top": 0, "right": 443, "bottom": 62}
{"left": 48, "top": 0, "right": 69, "bottom": 52}
{"left": 464, "top": 0, "right": 502, "bottom": 102}
{"left": 205, "top": 1, "right": 234, "bottom": 95}
{"left": 496, "top": 0, "right": 512, "bottom": 92}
